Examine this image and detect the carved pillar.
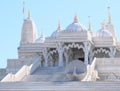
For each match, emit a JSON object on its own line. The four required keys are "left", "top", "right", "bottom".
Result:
{"left": 64, "top": 49, "right": 69, "bottom": 65}
{"left": 43, "top": 48, "right": 48, "bottom": 67}
{"left": 89, "top": 50, "right": 93, "bottom": 64}
{"left": 84, "top": 42, "right": 89, "bottom": 65}
{"left": 58, "top": 42, "right": 64, "bottom": 67}
{"left": 65, "top": 53, "right": 69, "bottom": 65}
{"left": 109, "top": 47, "right": 116, "bottom": 58}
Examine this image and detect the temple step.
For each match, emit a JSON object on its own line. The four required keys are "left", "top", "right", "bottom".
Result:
{"left": 32, "top": 67, "right": 65, "bottom": 75}
{"left": 0, "top": 81, "right": 120, "bottom": 91}
{"left": 23, "top": 67, "right": 65, "bottom": 82}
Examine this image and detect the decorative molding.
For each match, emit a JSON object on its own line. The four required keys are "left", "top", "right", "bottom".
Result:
{"left": 93, "top": 48, "right": 110, "bottom": 56}
{"left": 63, "top": 43, "right": 84, "bottom": 51}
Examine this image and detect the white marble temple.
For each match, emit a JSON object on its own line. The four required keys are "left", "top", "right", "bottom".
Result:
{"left": 1, "top": 8, "right": 120, "bottom": 91}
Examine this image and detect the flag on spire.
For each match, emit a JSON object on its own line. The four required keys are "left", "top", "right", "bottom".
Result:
{"left": 22, "top": 1, "right": 25, "bottom": 15}
{"left": 22, "top": 1, "right": 25, "bottom": 20}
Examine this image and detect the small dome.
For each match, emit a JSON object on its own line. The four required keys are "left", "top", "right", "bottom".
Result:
{"left": 36, "top": 36, "right": 45, "bottom": 43}
{"left": 65, "top": 15, "right": 87, "bottom": 32}
{"left": 51, "top": 21, "right": 61, "bottom": 38}
{"left": 96, "top": 28, "right": 112, "bottom": 37}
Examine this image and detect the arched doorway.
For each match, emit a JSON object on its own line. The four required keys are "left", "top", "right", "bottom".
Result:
{"left": 63, "top": 43, "right": 84, "bottom": 65}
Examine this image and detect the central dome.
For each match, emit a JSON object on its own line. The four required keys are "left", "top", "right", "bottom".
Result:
{"left": 65, "top": 15, "right": 87, "bottom": 32}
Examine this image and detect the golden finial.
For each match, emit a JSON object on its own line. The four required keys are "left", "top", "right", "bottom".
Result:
{"left": 88, "top": 16, "right": 91, "bottom": 30}
{"left": 108, "top": 6, "right": 112, "bottom": 23}
{"left": 57, "top": 20, "right": 61, "bottom": 30}
{"left": 74, "top": 14, "right": 78, "bottom": 23}
{"left": 28, "top": 10, "right": 30, "bottom": 18}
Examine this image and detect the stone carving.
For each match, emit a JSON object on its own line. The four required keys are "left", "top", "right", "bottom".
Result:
{"left": 65, "top": 59, "right": 87, "bottom": 81}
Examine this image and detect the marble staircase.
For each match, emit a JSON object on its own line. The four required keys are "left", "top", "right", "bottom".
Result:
{"left": 23, "top": 67, "right": 65, "bottom": 82}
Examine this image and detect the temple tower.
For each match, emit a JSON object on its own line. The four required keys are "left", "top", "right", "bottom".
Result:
{"left": 105, "top": 7, "right": 117, "bottom": 42}
{"left": 20, "top": 11, "right": 38, "bottom": 44}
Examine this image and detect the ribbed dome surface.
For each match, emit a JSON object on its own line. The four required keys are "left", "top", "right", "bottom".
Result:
{"left": 96, "top": 28, "right": 112, "bottom": 37}
{"left": 65, "top": 15, "right": 87, "bottom": 32}
{"left": 51, "top": 30, "right": 59, "bottom": 38}
{"left": 65, "top": 22, "right": 87, "bottom": 32}
{"left": 36, "top": 36, "right": 45, "bottom": 43}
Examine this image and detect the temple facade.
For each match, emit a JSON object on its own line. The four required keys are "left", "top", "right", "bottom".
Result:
{"left": 17, "top": 12, "right": 118, "bottom": 69}
{"left": 1, "top": 7, "right": 120, "bottom": 84}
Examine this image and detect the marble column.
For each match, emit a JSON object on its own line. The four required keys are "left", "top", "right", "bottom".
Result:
{"left": 58, "top": 43, "right": 64, "bottom": 67}
{"left": 89, "top": 50, "right": 93, "bottom": 64}
{"left": 84, "top": 42, "right": 89, "bottom": 65}
{"left": 109, "top": 47, "right": 116, "bottom": 58}
{"left": 64, "top": 49, "right": 69, "bottom": 65}
{"left": 43, "top": 48, "right": 48, "bottom": 67}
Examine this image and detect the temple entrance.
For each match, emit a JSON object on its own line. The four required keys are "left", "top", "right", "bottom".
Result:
{"left": 78, "top": 58, "right": 84, "bottom": 62}
{"left": 70, "top": 48, "right": 84, "bottom": 62}
{"left": 64, "top": 47, "right": 84, "bottom": 64}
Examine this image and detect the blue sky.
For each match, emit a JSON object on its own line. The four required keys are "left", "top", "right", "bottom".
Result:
{"left": 0, "top": 0, "right": 120, "bottom": 68}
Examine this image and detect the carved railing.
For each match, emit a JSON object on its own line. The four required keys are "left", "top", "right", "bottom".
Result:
{"left": 1, "top": 57, "right": 41, "bottom": 82}
{"left": 1, "top": 65, "right": 29, "bottom": 82}
{"left": 14, "top": 65, "right": 29, "bottom": 81}
{"left": 29, "top": 57, "right": 41, "bottom": 74}
{"left": 1, "top": 73, "right": 14, "bottom": 82}
{"left": 82, "top": 57, "right": 99, "bottom": 81}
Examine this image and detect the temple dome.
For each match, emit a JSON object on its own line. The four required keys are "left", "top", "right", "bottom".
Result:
{"left": 51, "top": 21, "right": 61, "bottom": 38}
{"left": 96, "top": 28, "right": 112, "bottom": 37}
{"left": 65, "top": 15, "right": 87, "bottom": 32}
{"left": 51, "top": 30, "right": 59, "bottom": 38}
{"left": 96, "top": 21, "right": 112, "bottom": 37}
{"left": 36, "top": 36, "right": 45, "bottom": 43}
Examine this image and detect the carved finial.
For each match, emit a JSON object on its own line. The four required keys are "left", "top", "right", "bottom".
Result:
{"left": 57, "top": 20, "right": 61, "bottom": 30}
{"left": 41, "top": 29, "right": 44, "bottom": 37}
{"left": 108, "top": 6, "right": 112, "bottom": 23}
{"left": 74, "top": 14, "right": 78, "bottom": 23}
{"left": 28, "top": 10, "right": 30, "bottom": 18}
{"left": 88, "top": 16, "right": 92, "bottom": 31}
{"left": 102, "top": 20, "right": 105, "bottom": 29}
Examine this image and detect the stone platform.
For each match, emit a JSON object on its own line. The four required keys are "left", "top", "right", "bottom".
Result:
{"left": 0, "top": 81, "right": 120, "bottom": 91}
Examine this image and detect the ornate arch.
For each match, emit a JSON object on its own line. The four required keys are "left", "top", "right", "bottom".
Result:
{"left": 49, "top": 49, "right": 57, "bottom": 55}
{"left": 92, "top": 48, "right": 110, "bottom": 57}
{"left": 63, "top": 43, "right": 85, "bottom": 51}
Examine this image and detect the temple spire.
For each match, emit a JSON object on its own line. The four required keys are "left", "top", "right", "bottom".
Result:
{"left": 28, "top": 10, "right": 31, "bottom": 18}
{"left": 102, "top": 20, "right": 105, "bottom": 29}
{"left": 57, "top": 21, "right": 61, "bottom": 30}
{"left": 88, "top": 16, "right": 92, "bottom": 31}
{"left": 22, "top": 1, "right": 25, "bottom": 20}
{"left": 74, "top": 14, "right": 78, "bottom": 23}
{"left": 41, "top": 29, "right": 44, "bottom": 37}
{"left": 108, "top": 6, "right": 112, "bottom": 23}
